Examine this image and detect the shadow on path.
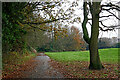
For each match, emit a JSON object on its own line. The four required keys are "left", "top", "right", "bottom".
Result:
{"left": 24, "top": 53, "right": 64, "bottom": 78}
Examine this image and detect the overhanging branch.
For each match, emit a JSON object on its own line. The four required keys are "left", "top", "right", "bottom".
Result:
{"left": 29, "top": 24, "right": 51, "bottom": 32}
{"left": 22, "top": 18, "right": 68, "bottom": 25}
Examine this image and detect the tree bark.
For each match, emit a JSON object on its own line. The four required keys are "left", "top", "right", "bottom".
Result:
{"left": 89, "top": 2, "right": 104, "bottom": 70}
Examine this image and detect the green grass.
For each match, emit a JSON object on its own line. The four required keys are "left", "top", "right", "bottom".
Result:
{"left": 45, "top": 48, "right": 119, "bottom": 63}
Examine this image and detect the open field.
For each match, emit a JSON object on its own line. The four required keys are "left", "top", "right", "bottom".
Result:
{"left": 45, "top": 48, "right": 119, "bottom": 63}
{"left": 45, "top": 48, "right": 119, "bottom": 78}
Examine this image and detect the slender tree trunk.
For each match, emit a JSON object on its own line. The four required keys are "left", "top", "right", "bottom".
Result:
{"left": 89, "top": 2, "right": 104, "bottom": 70}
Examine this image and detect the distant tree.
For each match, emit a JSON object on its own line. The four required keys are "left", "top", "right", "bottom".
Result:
{"left": 113, "top": 42, "right": 120, "bottom": 48}
{"left": 98, "top": 38, "right": 111, "bottom": 49}
{"left": 71, "top": 26, "right": 86, "bottom": 51}
{"left": 24, "top": 28, "right": 50, "bottom": 49}
{"left": 36, "top": 26, "right": 85, "bottom": 52}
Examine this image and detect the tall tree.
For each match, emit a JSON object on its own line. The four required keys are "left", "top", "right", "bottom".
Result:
{"left": 82, "top": 0, "right": 120, "bottom": 70}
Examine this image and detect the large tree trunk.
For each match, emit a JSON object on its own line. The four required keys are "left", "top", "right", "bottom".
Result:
{"left": 82, "top": 1, "right": 104, "bottom": 70}
{"left": 89, "top": 36, "right": 104, "bottom": 70}
{"left": 89, "top": 2, "right": 104, "bottom": 70}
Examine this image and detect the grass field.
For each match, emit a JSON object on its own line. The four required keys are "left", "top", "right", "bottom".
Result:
{"left": 45, "top": 48, "right": 119, "bottom": 63}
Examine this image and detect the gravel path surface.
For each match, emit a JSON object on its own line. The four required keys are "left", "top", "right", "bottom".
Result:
{"left": 25, "top": 53, "right": 64, "bottom": 78}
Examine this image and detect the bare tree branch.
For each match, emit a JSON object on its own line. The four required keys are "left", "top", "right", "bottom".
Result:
{"left": 88, "top": 1, "right": 92, "bottom": 14}
{"left": 99, "top": 21, "right": 108, "bottom": 27}
{"left": 99, "top": 26, "right": 115, "bottom": 31}
{"left": 99, "top": 21, "right": 120, "bottom": 29}
{"left": 104, "top": 10, "right": 120, "bottom": 20}
{"left": 88, "top": 22, "right": 92, "bottom": 26}
{"left": 101, "top": 2, "right": 120, "bottom": 9}
{"left": 88, "top": 18, "right": 92, "bottom": 20}
{"left": 102, "top": 7, "right": 120, "bottom": 12}
{"left": 99, "top": 18, "right": 110, "bottom": 22}
{"left": 99, "top": 15, "right": 113, "bottom": 18}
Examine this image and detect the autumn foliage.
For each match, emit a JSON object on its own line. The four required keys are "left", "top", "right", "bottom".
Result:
{"left": 71, "top": 26, "right": 86, "bottom": 50}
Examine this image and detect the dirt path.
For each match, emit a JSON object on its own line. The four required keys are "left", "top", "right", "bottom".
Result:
{"left": 24, "top": 53, "right": 64, "bottom": 78}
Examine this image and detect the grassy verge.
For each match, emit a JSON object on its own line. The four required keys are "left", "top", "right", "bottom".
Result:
{"left": 45, "top": 48, "right": 119, "bottom": 63}
{"left": 2, "top": 51, "right": 36, "bottom": 77}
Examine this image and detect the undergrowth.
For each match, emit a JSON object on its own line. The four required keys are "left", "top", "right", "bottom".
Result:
{"left": 2, "top": 50, "right": 36, "bottom": 77}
